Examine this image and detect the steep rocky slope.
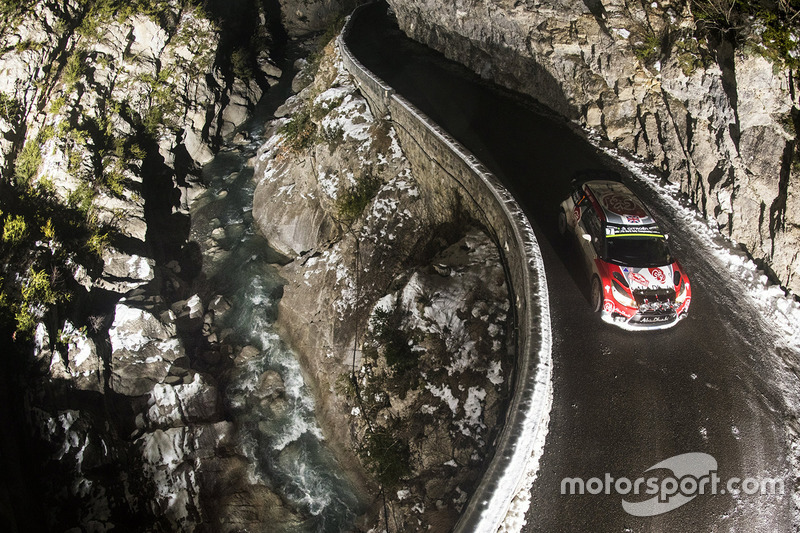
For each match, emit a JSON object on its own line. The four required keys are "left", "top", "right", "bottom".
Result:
{"left": 252, "top": 40, "right": 514, "bottom": 531}
{"left": 0, "top": 1, "right": 290, "bottom": 530}
{"left": 387, "top": 0, "right": 800, "bottom": 295}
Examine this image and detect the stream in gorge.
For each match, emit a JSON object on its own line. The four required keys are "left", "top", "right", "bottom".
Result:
{"left": 186, "top": 46, "right": 362, "bottom": 532}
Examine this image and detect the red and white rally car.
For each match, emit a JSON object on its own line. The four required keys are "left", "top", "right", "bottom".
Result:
{"left": 558, "top": 175, "right": 691, "bottom": 330}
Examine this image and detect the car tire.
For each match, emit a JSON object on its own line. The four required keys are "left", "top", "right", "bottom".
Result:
{"left": 590, "top": 276, "right": 603, "bottom": 313}
{"left": 557, "top": 209, "right": 567, "bottom": 236}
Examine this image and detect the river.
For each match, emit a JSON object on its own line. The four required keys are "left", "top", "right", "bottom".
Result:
{"left": 186, "top": 47, "right": 363, "bottom": 532}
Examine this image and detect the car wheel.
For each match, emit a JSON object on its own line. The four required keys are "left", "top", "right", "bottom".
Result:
{"left": 557, "top": 209, "right": 567, "bottom": 236}
{"left": 590, "top": 276, "right": 603, "bottom": 313}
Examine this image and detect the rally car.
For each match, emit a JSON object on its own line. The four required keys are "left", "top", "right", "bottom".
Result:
{"left": 558, "top": 175, "right": 691, "bottom": 330}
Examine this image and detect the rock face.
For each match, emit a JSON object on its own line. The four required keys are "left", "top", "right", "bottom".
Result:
{"left": 0, "top": 2, "right": 266, "bottom": 203}
{"left": 386, "top": 0, "right": 800, "bottom": 294}
{"left": 252, "top": 39, "right": 513, "bottom": 531}
{"left": 278, "top": 0, "right": 354, "bottom": 38}
{"left": 0, "top": 1, "right": 286, "bottom": 531}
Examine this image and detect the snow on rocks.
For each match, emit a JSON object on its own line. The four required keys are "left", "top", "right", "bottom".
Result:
{"left": 252, "top": 38, "right": 411, "bottom": 258}
{"left": 351, "top": 226, "right": 512, "bottom": 530}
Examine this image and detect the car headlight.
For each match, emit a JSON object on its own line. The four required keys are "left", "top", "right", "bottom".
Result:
{"left": 611, "top": 283, "right": 637, "bottom": 309}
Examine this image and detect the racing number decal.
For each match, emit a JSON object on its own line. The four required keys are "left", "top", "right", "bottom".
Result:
{"left": 602, "top": 193, "right": 647, "bottom": 217}
{"left": 649, "top": 268, "right": 666, "bottom": 283}
{"left": 573, "top": 205, "right": 581, "bottom": 222}
{"left": 603, "top": 300, "right": 615, "bottom": 313}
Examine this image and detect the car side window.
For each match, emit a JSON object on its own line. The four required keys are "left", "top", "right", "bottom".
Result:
{"left": 581, "top": 208, "right": 603, "bottom": 255}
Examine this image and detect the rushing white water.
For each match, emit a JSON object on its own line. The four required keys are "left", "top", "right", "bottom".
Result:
{"left": 187, "top": 102, "right": 362, "bottom": 531}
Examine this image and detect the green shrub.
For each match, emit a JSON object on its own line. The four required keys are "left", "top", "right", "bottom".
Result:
{"left": 320, "top": 124, "right": 344, "bottom": 149}
{"left": 38, "top": 124, "right": 54, "bottom": 143}
{"left": 68, "top": 183, "right": 95, "bottom": 217}
{"left": 41, "top": 218, "right": 55, "bottom": 239}
{"left": 49, "top": 96, "right": 66, "bottom": 115}
{"left": 369, "top": 304, "right": 419, "bottom": 373}
{"left": 34, "top": 176, "right": 55, "bottom": 198}
{"left": 0, "top": 92, "right": 21, "bottom": 123}
{"left": 360, "top": 428, "right": 412, "bottom": 488}
{"left": 103, "top": 159, "right": 126, "bottom": 196}
{"left": 311, "top": 96, "right": 344, "bottom": 120}
{"left": 21, "top": 268, "right": 58, "bottom": 306}
{"left": 690, "top": 0, "right": 800, "bottom": 68}
{"left": 278, "top": 108, "right": 318, "bottom": 153}
{"left": 231, "top": 48, "right": 254, "bottom": 81}
{"left": 143, "top": 105, "right": 165, "bottom": 135}
{"left": 63, "top": 50, "right": 87, "bottom": 87}
{"left": 106, "top": 172, "right": 125, "bottom": 196}
{"left": 336, "top": 174, "right": 381, "bottom": 223}
{"left": 759, "top": 10, "right": 800, "bottom": 68}
{"left": 318, "top": 15, "right": 346, "bottom": 48}
{"left": 86, "top": 230, "right": 109, "bottom": 257}
{"left": 129, "top": 143, "right": 146, "bottom": 161}
{"left": 14, "top": 307, "right": 36, "bottom": 336}
{"left": 14, "top": 266, "right": 70, "bottom": 335}
{"left": 14, "top": 140, "right": 42, "bottom": 186}
{"left": 632, "top": 32, "right": 661, "bottom": 64}
{"left": 2, "top": 214, "right": 27, "bottom": 244}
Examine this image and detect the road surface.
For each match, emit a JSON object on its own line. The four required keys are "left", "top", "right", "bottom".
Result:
{"left": 345, "top": 4, "right": 792, "bottom": 531}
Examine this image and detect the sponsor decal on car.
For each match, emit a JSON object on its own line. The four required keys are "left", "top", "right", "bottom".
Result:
{"left": 629, "top": 272, "right": 649, "bottom": 286}
{"left": 605, "top": 224, "right": 662, "bottom": 236}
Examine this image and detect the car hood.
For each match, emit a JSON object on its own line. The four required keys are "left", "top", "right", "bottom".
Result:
{"left": 619, "top": 265, "right": 674, "bottom": 290}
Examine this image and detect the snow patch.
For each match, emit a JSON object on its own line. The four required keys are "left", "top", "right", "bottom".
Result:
{"left": 426, "top": 383, "right": 459, "bottom": 415}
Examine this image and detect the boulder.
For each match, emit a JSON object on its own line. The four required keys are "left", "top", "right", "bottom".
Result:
{"left": 108, "top": 301, "right": 185, "bottom": 397}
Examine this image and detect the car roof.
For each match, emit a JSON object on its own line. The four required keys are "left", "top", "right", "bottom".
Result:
{"left": 583, "top": 180, "right": 658, "bottom": 227}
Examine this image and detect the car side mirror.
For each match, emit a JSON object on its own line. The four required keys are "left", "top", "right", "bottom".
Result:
{"left": 582, "top": 233, "right": 592, "bottom": 242}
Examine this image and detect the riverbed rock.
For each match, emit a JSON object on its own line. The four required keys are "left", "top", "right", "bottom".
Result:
{"left": 138, "top": 373, "right": 221, "bottom": 430}
{"left": 108, "top": 301, "right": 184, "bottom": 397}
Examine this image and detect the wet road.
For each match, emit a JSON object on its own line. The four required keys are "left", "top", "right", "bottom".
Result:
{"left": 346, "top": 3, "right": 792, "bottom": 532}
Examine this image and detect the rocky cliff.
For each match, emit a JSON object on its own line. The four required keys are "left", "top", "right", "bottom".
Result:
{"left": 386, "top": 0, "right": 800, "bottom": 295}
{"left": 0, "top": 0, "right": 513, "bottom": 530}
{"left": 252, "top": 40, "right": 514, "bottom": 531}
{"left": 0, "top": 0, "right": 291, "bottom": 530}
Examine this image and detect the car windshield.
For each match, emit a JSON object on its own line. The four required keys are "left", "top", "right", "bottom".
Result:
{"left": 605, "top": 235, "right": 672, "bottom": 267}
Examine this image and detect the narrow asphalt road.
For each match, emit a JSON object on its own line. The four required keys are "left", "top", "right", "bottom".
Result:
{"left": 346, "top": 4, "right": 792, "bottom": 532}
